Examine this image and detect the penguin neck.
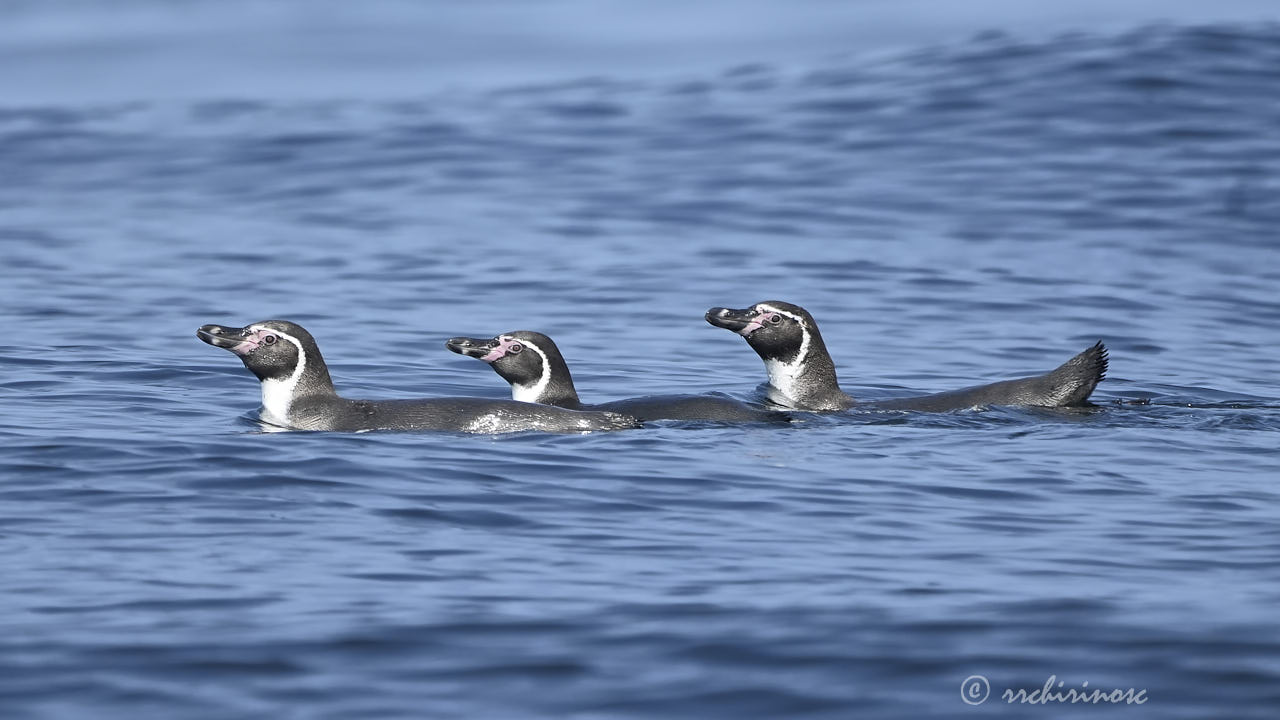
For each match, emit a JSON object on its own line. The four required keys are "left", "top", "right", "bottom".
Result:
{"left": 760, "top": 329, "right": 853, "bottom": 411}
{"left": 257, "top": 344, "right": 336, "bottom": 424}
{"left": 507, "top": 345, "right": 583, "bottom": 410}
{"left": 514, "top": 377, "right": 581, "bottom": 409}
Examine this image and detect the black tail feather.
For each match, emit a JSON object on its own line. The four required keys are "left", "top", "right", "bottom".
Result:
{"left": 1050, "top": 340, "right": 1107, "bottom": 406}
{"left": 1090, "top": 340, "right": 1108, "bottom": 384}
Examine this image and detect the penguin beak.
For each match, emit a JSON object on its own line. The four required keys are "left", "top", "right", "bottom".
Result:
{"left": 197, "top": 324, "right": 258, "bottom": 356}
{"left": 705, "top": 307, "right": 761, "bottom": 336}
{"left": 446, "top": 336, "right": 499, "bottom": 360}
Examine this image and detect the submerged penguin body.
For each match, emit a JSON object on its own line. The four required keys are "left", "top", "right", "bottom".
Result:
{"left": 869, "top": 342, "right": 1108, "bottom": 412}
{"left": 705, "top": 301, "right": 1106, "bottom": 412}
{"left": 446, "top": 331, "right": 788, "bottom": 423}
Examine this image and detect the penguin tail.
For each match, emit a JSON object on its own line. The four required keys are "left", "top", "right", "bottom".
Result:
{"left": 1046, "top": 340, "right": 1108, "bottom": 406}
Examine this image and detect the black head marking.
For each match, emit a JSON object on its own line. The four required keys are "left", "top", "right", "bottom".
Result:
{"left": 488, "top": 331, "right": 549, "bottom": 388}
{"left": 706, "top": 301, "right": 812, "bottom": 364}
{"left": 741, "top": 301, "right": 813, "bottom": 365}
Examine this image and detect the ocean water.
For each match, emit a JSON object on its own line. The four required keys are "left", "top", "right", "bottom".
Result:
{"left": 2, "top": 4, "right": 1280, "bottom": 718}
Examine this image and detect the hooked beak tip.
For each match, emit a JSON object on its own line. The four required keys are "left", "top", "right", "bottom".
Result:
{"left": 446, "top": 337, "right": 497, "bottom": 360}
{"left": 197, "top": 324, "right": 259, "bottom": 355}
{"left": 705, "top": 307, "right": 756, "bottom": 334}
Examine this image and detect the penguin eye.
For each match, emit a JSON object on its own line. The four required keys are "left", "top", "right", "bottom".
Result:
{"left": 262, "top": 334, "right": 277, "bottom": 345}
{"left": 765, "top": 314, "right": 782, "bottom": 325}
{"left": 508, "top": 343, "right": 524, "bottom": 354}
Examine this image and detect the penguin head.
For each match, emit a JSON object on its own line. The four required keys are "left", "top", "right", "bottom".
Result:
{"left": 706, "top": 300, "right": 845, "bottom": 408}
{"left": 198, "top": 320, "right": 302, "bottom": 380}
{"left": 446, "top": 331, "right": 548, "bottom": 387}
{"left": 446, "top": 330, "right": 579, "bottom": 407}
{"left": 195, "top": 316, "right": 332, "bottom": 389}
{"left": 705, "top": 301, "right": 814, "bottom": 365}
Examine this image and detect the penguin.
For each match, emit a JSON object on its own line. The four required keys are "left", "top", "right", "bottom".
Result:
{"left": 196, "top": 320, "right": 639, "bottom": 433}
{"left": 445, "top": 331, "right": 789, "bottom": 423}
{"left": 705, "top": 301, "right": 1107, "bottom": 412}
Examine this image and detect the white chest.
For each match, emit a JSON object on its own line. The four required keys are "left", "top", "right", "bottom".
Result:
{"left": 511, "top": 382, "right": 543, "bottom": 403}
{"left": 260, "top": 378, "right": 294, "bottom": 424}
{"left": 764, "top": 357, "right": 805, "bottom": 404}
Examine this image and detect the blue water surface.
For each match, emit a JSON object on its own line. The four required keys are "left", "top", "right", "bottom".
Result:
{"left": 1, "top": 4, "right": 1279, "bottom": 719}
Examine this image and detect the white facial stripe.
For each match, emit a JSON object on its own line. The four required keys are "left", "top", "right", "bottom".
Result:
{"left": 249, "top": 325, "right": 306, "bottom": 424}
{"left": 752, "top": 304, "right": 811, "bottom": 401}
{"left": 503, "top": 335, "right": 552, "bottom": 403}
